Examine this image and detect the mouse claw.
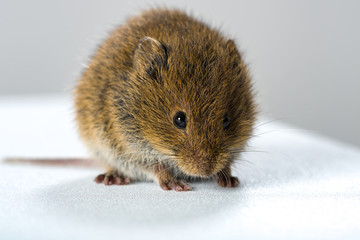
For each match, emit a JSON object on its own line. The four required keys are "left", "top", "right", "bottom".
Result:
{"left": 94, "top": 174, "right": 105, "bottom": 183}
{"left": 153, "top": 163, "right": 192, "bottom": 191}
{"left": 160, "top": 179, "right": 192, "bottom": 192}
{"left": 94, "top": 170, "right": 130, "bottom": 186}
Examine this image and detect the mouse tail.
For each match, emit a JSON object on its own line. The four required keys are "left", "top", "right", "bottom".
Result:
{"left": 2, "top": 157, "right": 100, "bottom": 168}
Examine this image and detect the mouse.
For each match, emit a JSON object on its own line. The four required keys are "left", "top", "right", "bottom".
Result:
{"left": 74, "top": 8, "right": 257, "bottom": 191}
{"left": 2, "top": 8, "right": 255, "bottom": 191}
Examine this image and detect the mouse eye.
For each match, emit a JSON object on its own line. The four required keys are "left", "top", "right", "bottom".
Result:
{"left": 223, "top": 114, "right": 230, "bottom": 130}
{"left": 173, "top": 111, "right": 187, "bottom": 129}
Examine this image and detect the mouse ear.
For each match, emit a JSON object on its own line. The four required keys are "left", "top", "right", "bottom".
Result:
{"left": 133, "top": 37, "right": 168, "bottom": 79}
{"left": 225, "top": 39, "right": 241, "bottom": 60}
{"left": 226, "top": 39, "right": 243, "bottom": 73}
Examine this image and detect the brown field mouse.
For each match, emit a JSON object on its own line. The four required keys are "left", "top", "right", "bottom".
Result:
{"left": 74, "top": 8, "right": 256, "bottom": 191}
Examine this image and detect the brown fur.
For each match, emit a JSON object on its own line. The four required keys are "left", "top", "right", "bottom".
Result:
{"left": 74, "top": 9, "right": 256, "bottom": 191}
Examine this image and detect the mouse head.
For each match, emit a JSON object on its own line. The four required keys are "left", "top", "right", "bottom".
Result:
{"left": 129, "top": 36, "right": 256, "bottom": 177}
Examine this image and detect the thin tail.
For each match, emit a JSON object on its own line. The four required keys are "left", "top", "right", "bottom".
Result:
{"left": 3, "top": 157, "right": 100, "bottom": 168}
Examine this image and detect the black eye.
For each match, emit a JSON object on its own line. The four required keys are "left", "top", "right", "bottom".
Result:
{"left": 223, "top": 114, "right": 230, "bottom": 130}
{"left": 173, "top": 111, "right": 187, "bottom": 129}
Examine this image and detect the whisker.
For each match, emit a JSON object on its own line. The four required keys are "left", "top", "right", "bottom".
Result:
{"left": 252, "top": 118, "right": 282, "bottom": 130}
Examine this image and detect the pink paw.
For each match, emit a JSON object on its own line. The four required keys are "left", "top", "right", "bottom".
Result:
{"left": 94, "top": 172, "right": 130, "bottom": 186}
{"left": 159, "top": 179, "right": 192, "bottom": 192}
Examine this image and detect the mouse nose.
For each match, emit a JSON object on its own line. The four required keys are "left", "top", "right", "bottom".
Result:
{"left": 196, "top": 157, "right": 220, "bottom": 177}
{"left": 181, "top": 148, "right": 227, "bottom": 177}
{"left": 197, "top": 167, "right": 213, "bottom": 177}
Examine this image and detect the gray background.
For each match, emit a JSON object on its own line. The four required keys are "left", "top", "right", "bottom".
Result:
{"left": 1, "top": 0, "right": 359, "bottom": 147}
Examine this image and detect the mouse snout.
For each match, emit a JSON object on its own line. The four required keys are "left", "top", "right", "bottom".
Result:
{"left": 199, "top": 156, "right": 221, "bottom": 177}
{"left": 197, "top": 165, "right": 217, "bottom": 177}
{"left": 180, "top": 154, "right": 226, "bottom": 178}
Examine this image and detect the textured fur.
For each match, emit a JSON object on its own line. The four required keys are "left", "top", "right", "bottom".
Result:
{"left": 74, "top": 9, "right": 256, "bottom": 190}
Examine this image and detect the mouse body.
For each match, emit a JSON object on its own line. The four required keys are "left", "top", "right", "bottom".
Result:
{"left": 74, "top": 9, "right": 256, "bottom": 191}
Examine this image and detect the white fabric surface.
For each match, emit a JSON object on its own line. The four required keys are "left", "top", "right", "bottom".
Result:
{"left": 0, "top": 95, "right": 359, "bottom": 240}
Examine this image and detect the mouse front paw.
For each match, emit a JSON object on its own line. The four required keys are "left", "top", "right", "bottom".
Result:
{"left": 94, "top": 169, "right": 130, "bottom": 186}
{"left": 159, "top": 179, "right": 192, "bottom": 191}
{"left": 153, "top": 163, "right": 192, "bottom": 191}
{"left": 215, "top": 172, "right": 240, "bottom": 188}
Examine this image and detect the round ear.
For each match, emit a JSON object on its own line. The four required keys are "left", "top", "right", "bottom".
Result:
{"left": 225, "top": 39, "right": 241, "bottom": 60}
{"left": 225, "top": 39, "right": 243, "bottom": 73}
{"left": 133, "top": 37, "right": 168, "bottom": 79}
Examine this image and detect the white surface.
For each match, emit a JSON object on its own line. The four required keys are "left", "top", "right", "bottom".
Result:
{"left": 0, "top": 95, "right": 360, "bottom": 240}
